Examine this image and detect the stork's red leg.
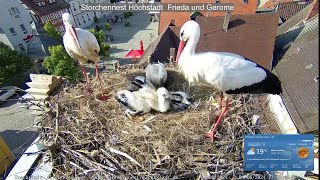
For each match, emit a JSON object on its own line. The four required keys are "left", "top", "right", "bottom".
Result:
{"left": 81, "top": 65, "right": 90, "bottom": 95}
{"left": 205, "top": 98, "right": 229, "bottom": 140}
{"left": 210, "top": 93, "right": 224, "bottom": 125}
{"left": 95, "top": 64, "right": 110, "bottom": 101}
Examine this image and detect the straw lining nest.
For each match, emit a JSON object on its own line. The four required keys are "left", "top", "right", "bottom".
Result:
{"left": 39, "top": 64, "right": 271, "bottom": 179}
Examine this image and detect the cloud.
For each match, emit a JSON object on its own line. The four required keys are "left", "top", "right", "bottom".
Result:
{"left": 247, "top": 148, "right": 255, "bottom": 155}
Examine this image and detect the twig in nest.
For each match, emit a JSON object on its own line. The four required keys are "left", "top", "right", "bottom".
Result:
{"left": 54, "top": 103, "right": 59, "bottom": 143}
{"left": 141, "top": 115, "right": 157, "bottom": 124}
{"left": 108, "top": 146, "right": 143, "bottom": 168}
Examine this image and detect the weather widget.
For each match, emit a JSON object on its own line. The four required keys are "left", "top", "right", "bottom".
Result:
{"left": 244, "top": 134, "right": 314, "bottom": 171}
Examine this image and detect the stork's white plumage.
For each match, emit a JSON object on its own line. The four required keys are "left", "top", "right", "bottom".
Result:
{"left": 145, "top": 62, "right": 167, "bottom": 88}
{"left": 116, "top": 86, "right": 171, "bottom": 115}
{"left": 62, "top": 13, "right": 109, "bottom": 101}
{"left": 176, "top": 20, "right": 282, "bottom": 140}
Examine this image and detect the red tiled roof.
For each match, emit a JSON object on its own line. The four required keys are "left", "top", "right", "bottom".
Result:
{"left": 275, "top": 0, "right": 313, "bottom": 21}
{"left": 276, "top": 0, "right": 318, "bottom": 36}
{"left": 139, "top": 13, "right": 279, "bottom": 71}
{"left": 260, "top": 0, "right": 292, "bottom": 9}
{"left": 20, "top": 0, "right": 69, "bottom": 16}
{"left": 159, "top": 0, "right": 258, "bottom": 34}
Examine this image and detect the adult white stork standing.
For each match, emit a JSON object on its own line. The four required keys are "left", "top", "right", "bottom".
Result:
{"left": 176, "top": 20, "right": 282, "bottom": 141}
{"left": 62, "top": 13, "right": 109, "bottom": 101}
{"left": 145, "top": 62, "right": 167, "bottom": 88}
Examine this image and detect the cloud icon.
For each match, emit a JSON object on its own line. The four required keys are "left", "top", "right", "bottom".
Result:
{"left": 247, "top": 148, "right": 255, "bottom": 155}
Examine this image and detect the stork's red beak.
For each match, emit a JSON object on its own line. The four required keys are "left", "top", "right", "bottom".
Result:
{"left": 176, "top": 40, "right": 185, "bottom": 65}
{"left": 69, "top": 26, "right": 81, "bottom": 50}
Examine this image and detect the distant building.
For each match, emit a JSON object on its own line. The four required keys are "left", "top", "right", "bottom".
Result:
{"left": 272, "top": 14, "right": 319, "bottom": 134}
{"left": 64, "top": 0, "right": 112, "bottom": 29}
{"left": 158, "top": 0, "right": 259, "bottom": 34}
{"left": 139, "top": 13, "right": 278, "bottom": 70}
{"left": 20, "top": 0, "right": 70, "bottom": 32}
{"left": 0, "top": 0, "right": 35, "bottom": 52}
{"left": 258, "top": 0, "right": 315, "bottom": 24}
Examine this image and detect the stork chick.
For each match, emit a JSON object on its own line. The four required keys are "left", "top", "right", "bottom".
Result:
{"left": 145, "top": 62, "right": 167, "bottom": 88}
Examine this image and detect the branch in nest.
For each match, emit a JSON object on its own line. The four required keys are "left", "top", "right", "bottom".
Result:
{"left": 108, "top": 146, "right": 143, "bottom": 168}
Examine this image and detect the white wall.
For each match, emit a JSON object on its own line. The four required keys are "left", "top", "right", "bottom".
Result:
{"left": 0, "top": 33, "right": 14, "bottom": 49}
{"left": 65, "top": 0, "right": 112, "bottom": 29}
{"left": 268, "top": 94, "right": 298, "bottom": 134}
{"left": 0, "top": 0, "right": 34, "bottom": 52}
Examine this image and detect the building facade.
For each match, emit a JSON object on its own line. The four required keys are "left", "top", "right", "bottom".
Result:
{"left": 0, "top": 0, "right": 35, "bottom": 52}
{"left": 20, "top": 0, "right": 70, "bottom": 32}
{"left": 64, "top": 0, "right": 111, "bottom": 29}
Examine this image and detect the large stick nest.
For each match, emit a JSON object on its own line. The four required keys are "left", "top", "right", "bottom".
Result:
{"left": 39, "top": 64, "right": 272, "bottom": 179}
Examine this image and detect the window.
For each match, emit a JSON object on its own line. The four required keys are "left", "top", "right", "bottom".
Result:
{"left": 216, "top": 0, "right": 220, "bottom": 3}
{"left": 20, "top": 24, "right": 27, "bottom": 34}
{"left": 9, "top": 7, "right": 20, "bottom": 17}
{"left": 9, "top": 27, "right": 16, "bottom": 35}
{"left": 18, "top": 44, "right": 25, "bottom": 51}
{"left": 87, "top": 14, "right": 90, "bottom": 20}
{"left": 243, "top": 0, "right": 248, "bottom": 4}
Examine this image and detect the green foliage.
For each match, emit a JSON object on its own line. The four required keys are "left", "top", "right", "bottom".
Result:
{"left": 105, "top": 23, "right": 112, "bottom": 31}
{"left": 93, "top": 16, "right": 98, "bottom": 22}
{"left": 87, "top": 28, "right": 110, "bottom": 57}
{"left": 43, "top": 45, "right": 81, "bottom": 82}
{"left": 0, "top": 42, "right": 32, "bottom": 85}
{"left": 100, "top": 43, "right": 110, "bottom": 57}
{"left": 87, "top": 28, "right": 104, "bottom": 46}
{"left": 124, "top": 21, "right": 131, "bottom": 27}
{"left": 128, "top": 12, "right": 133, "bottom": 16}
{"left": 123, "top": 12, "right": 130, "bottom": 19}
{"left": 44, "top": 21, "right": 62, "bottom": 42}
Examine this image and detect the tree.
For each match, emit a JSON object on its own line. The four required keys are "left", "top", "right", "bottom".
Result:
{"left": 43, "top": 45, "right": 81, "bottom": 82}
{"left": 44, "top": 21, "right": 62, "bottom": 43}
{"left": 87, "top": 28, "right": 104, "bottom": 46}
{"left": 123, "top": 12, "right": 130, "bottom": 19}
{"left": 105, "top": 23, "right": 112, "bottom": 31}
{"left": 0, "top": 42, "right": 32, "bottom": 85}
{"left": 93, "top": 16, "right": 98, "bottom": 23}
{"left": 87, "top": 28, "right": 110, "bottom": 57}
{"left": 100, "top": 43, "right": 110, "bottom": 57}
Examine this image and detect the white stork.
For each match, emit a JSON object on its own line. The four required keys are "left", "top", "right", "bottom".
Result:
{"left": 176, "top": 20, "right": 282, "bottom": 141}
{"left": 62, "top": 13, "right": 109, "bottom": 101}
{"left": 145, "top": 62, "right": 167, "bottom": 88}
{"left": 116, "top": 86, "right": 172, "bottom": 115}
{"left": 169, "top": 91, "right": 194, "bottom": 111}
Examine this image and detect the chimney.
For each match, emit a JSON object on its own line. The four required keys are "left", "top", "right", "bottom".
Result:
{"left": 223, "top": 12, "right": 231, "bottom": 31}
